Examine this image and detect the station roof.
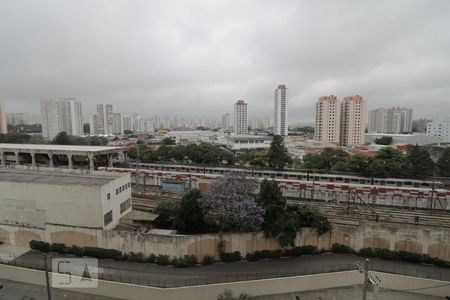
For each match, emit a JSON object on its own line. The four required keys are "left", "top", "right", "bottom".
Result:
{"left": 0, "top": 144, "right": 127, "bottom": 154}
{"left": 0, "top": 168, "right": 126, "bottom": 187}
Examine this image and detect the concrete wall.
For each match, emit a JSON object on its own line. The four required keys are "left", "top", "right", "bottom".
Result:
{"left": 1, "top": 264, "right": 449, "bottom": 299}
{"left": 2, "top": 220, "right": 450, "bottom": 261}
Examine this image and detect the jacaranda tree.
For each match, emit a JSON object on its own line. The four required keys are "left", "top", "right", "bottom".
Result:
{"left": 201, "top": 172, "right": 265, "bottom": 232}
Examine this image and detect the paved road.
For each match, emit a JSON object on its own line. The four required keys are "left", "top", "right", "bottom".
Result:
{"left": 10, "top": 251, "right": 450, "bottom": 287}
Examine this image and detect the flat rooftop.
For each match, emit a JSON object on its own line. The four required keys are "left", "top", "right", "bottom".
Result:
{"left": 0, "top": 168, "right": 126, "bottom": 187}
{"left": 0, "top": 143, "right": 127, "bottom": 153}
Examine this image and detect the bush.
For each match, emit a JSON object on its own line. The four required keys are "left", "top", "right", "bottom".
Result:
{"left": 374, "top": 248, "right": 395, "bottom": 260}
{"left": 29, "top": 240, "right": 50, "bottom": 253}
{"left": 331, "top": 243, "right": 355, "bottom": 254}
{"left": 184, "top": 255, "right": 197, "bottom": 265}
{"left": 245, "top": 252, "right": 260, "bottom": 262}
{"left": 50, "top": 243, "right": 66, "bottom": 254}
{"left": 201, "top": 255, "right": 214, "bottom": 265}
{"left": 293, "top": 245, "right": 318, "bottom": 256}
{"left": 145, "top": 253, "right": 157, "bottom": 263}
{"left": 260, "top": 250, "right": 272, "bottom": 259}
{"left": 129, "top": 252, "right": 145, "bottom": 263}
{"left": 83, "top": 247, "right": 122, "bottom": 260}
{"left": 220, "top": 251, "right": 242, "bottom": 263}
{"left": 156, "top": 254, "right": 170, "bottom": 265}
{"left": 358, "top": 247, "right": 374, "bottom": 257}
{"left": 67, "top": 245, "right": 84, "bottom": 256}
{"left": 396, "top": 251, "right": 422, "bottom": 264}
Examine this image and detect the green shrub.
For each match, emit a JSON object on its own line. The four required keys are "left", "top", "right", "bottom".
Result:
{"left": 358, "top": 247, "right": 374, "bottom": 257}
{"left": 374, "top": 248, "right": 395, "bottom": 260}
{"left": 184, "top": 255, "right": 197, "bottom": 265}
{"left": 50, "top": 243, "right": 66, "bottom": 254}
{"left": 293, "top": 245, "right": 318, "bottom": 256}
{"left": 66, "top": 245, "right": 84, "bottom": 256}
{"left": 83, "top": 247, "right": 122, "bottom": 260}
{"left": 201, "top": 255, "right": 214, "bottom": 265}
{"left": 146, "top": 253, "right": 157, "bottom": 263}
{"left": 29, "top": 240, "right": 50, "bottom": 252}
{"left": 395, "top": 251, "right": 422, "bottom": 263}
{"left": 245, "top": 252, "right": 260, "bottom": 262}
{"left": 156, "top": 254, "right": 170, "bottom": 265}
{"left": 129, "top": 252, "right": 145, "bottom": 263}
{"left": 260, "top": 250, "right": 272, "bottom": 259}
{"left": 331, "top": 243, "right": 355, "bottom": 254}
{"left": 220, "top": 251, "right": 242, "bottom": 263}
{"left": 270, "top": 249, "right": 282, "bottom": 258}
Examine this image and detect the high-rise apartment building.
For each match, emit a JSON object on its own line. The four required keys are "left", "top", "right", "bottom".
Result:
{"left": 122, "top": 115, "right": 132, "bottom": 132}
{"left": 368, "top": 107, "right": 413, "bottom": 134}
{"left": 132, "top": 114, "right": 142, "bottom": 132}
{"left": 412, "top": 118, "right": 431, "bottom": 133}
{"left": 6, "top": 113, "right": 41, "bottom": 126}
{"left": 314, "top": 95, "right": 366, "bottom": 146}
{"left": 222, "top": 113, "right": 231, "bottom": 131}
{"left": 427, "top": 117, "right": 450, "bottom": 143}
{"left": 274, "top": 84, "right": 288, "bottom": 136}
{"left": 0, "top": 101, "right": 7, "bottom": 134}
{"left": 40, "top": 98, "right": 83, "bottom": 140}
{"left": 93, "top": 104, "right": 114, "bottom": 135}
{"left": 113, "top": 113, "right": 123, "bottom": 135}
{"left": 314, "top": 95, "right": 341, "bottom": 144}
{"left": 340, "top": 95, "right": 366, "bottom": 146}
{"left": 234, "top": 100, "right": 248, "bottom": 135}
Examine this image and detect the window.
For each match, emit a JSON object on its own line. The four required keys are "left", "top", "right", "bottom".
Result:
{"left": 120, "top": 198, "right": 132, "bottom": 213}
{"left": 107, "top": 193, "right": 110, "bottom": 200}
{"left": 128, "top": 182, "right": 131, "bottom": 188}
{"left": 116, "top": 188, "right": 119, "bottom": 195}
{"left": 104, "top": 211, "right": 113, "bottom": 226}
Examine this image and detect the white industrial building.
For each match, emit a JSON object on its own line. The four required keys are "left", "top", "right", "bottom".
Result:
{"left": 0, "top": 168, "right": 131, "bottom": 248}
{"left": 364, "top": 133, "right": 439, "bottom": 146}
{"left": 427, "top": 117, "right": 450, "bottom": 143}
{"left": 225, "top": 135, "right": 272, "bottom": 150}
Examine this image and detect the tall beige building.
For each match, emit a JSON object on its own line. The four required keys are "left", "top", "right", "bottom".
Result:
{"left": 340, "top": 95, "right": 366, "bottom": 146}
{"left": 0, "top": 101, "right": 7, "bottom": 134}
{"left": 314, "top": 95, "right": 340, "bottom": 144}
{"left": 314, "top": 95, "right": 366, "bottom": 146}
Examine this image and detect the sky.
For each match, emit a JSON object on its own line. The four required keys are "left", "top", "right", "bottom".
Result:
{"left": 1, "top": 0, "right": 450, "bottom": 124}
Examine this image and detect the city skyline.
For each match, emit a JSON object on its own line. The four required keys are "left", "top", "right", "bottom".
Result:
{"left": 1, "top": 1, "right": 450, "bottom": 122}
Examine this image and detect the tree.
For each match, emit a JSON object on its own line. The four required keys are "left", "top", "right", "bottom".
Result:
{"left": 154, "top": 200, "right": 180, "bottom": 229}
{"left": 268, "top": 135, "right": 292, "bottom": 170}
{"left": 161, "top": 137, "right": 176, "bottom": 145}
{"left": 123, "top": 129, "right": 133, "bottom": 135}
{"left": 217, "top": 290, "right": 250, "bottom": 300}
{"left": 258, "top": 179, "right": 287, "bottom": 237}
{"left": 175, "top": 189, "right": 210, "bottom": 234}
{"left": 52, "top": 132, "right": 71, "bottom": 145}
{"left": 201, "top": 172, "right": 265, "bottom": 232}
{"left": 437, "top": 148, "right": 450, "bottom": 177}
{"left": 406, "top": 145, "right": 435, "bottom": 179}
{"left": 0, "top": 132, "right": 32, "bottom": 144}
{"left": 348, "top": 155, "right": 369, "bottom": 173}
{"left": 374, "top": 136, "right": 393, "bottom": 145}
{"left": 365, "top": 147, "right": 407, "bottom": 178}
{"left": 83, "top": 123, "right": 90, "bottom": 134}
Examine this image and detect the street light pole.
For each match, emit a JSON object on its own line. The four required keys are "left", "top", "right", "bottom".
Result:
{"left": 362, "top": 258, "right": 369, "bottom": 300}
{"left": 43, "top": 254, "right": 52, "bottom": 300}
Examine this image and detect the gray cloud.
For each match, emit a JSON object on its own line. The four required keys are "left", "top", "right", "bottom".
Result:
{"left": 1, "top": 0, "right": 449, "bottom": 123}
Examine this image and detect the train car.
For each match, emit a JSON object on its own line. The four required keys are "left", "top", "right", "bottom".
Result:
{"left": 126, "top": 162, "right": 443, "bottom": 189}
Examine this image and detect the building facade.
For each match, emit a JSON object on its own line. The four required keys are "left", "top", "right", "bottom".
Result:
{"left": 314, "top": 95, "right": 341, "bottom": 144}
{"left": 412, "top": 118, "right": 431, "bottom": 133}
{"left": 234, "top": 100, "right": 248, "bottom": 135}
{"left": 6, "top": 113, "right": 41, "bottom": 126}
{"left": 273, "top": 84, "right": 288, "bottom": 136}
{"left": 427, "top": 117, "right": 450, "bottom": 143}
{"left": 340, "top": 95, "right": 366, "bottom": 146}
{"left": 368, "top": 106, "right": 413, "bottom": 134}
{"left": 0, "top": 101, "right": 7, "bottom": 134}
{"left": 113, "top": 113, "right": 123, "bottom": 135}
{"left": 40, "top": 98, "right": 83, "bottom": 140}
{"left": 222, "top": 113, "right": 230, "bottom": 131}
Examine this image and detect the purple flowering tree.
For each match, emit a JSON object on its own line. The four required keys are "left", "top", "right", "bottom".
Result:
{"left": 201, "top": 172, "right": 265, "bottom": 232}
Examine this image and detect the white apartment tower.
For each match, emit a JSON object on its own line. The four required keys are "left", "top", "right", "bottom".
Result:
{"left": 113, "top": 113, "right": 123, "bottom": 135}
{"left": 94, "top": 104, "right": 114, "bottom": 135}
{"left": 234, "top": 100, "right": 248, "bottom": 135}
{"left": 314, "top": 95, "right": 341, "bottom": 144}
{"left": 340, "top": 95, "right": 366, "bottom": 146}
{"left": 274, "top": 84, "right": 288, "bottom": 136}
{"left": 222, "top": 113, "right": 231, "bottom": 131}
{"left": 427, "top": 117, "right": 450, "bottom": 143}
{"left": 40, "top": 98, "right": 83, "bottom": 140}
{"left": 0, "top": 101, "right": 7, "bottom": 134}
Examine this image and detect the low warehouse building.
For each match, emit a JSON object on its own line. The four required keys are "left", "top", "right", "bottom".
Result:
{"left": 0, "top": 167, "right": 131, "bottom": 248}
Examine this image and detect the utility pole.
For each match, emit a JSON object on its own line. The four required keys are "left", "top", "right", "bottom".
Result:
{"left": 362, "top": 258, "right": 369, "bottom": 300}
{"left": 43, "top": 254, "right": 52, "bottom": 300}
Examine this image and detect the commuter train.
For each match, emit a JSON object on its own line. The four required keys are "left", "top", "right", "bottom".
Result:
{"left": 125, "top": 162, "right": 443, "bottom": 189}
{"left": 102, "top": 165, "right": 450, "bottom": 211}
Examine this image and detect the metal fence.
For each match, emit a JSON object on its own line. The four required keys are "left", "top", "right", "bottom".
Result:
{"left": 1, "top": 258, "right": 449, "bottom": 288}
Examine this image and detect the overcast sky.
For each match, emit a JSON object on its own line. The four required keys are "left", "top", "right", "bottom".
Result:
{"left": 1, "top": 0, "right": 449, "bottom": 123}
